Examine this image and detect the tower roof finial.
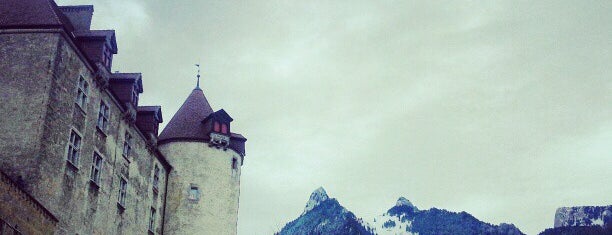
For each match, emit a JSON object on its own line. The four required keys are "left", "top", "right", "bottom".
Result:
{"left": 195, "top": 63, "right": 201, "bottom": 90}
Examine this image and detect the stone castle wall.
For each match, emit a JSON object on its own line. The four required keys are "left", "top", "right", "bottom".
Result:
{"left": 0, "top": 30, "right": 169, "bottom": 235}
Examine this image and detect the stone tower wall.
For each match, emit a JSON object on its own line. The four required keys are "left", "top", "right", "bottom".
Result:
{"left": 159, "top": 141, "right": 242, "bottom": 235}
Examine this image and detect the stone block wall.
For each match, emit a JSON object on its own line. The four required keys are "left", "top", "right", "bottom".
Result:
{"left": 0, "top": 30, "right": 169, "bottom": 235}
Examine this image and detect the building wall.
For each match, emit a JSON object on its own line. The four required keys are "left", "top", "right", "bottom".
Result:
{"left": 0, "top": 32, "right": 58, "bottom": 191}
{"left": 0, "top": 31, "right": 169, "bottom": 235}
{"left": 159, "top": 141, "right": 242, "bottom": 235}
{"left": 0, "top": 172, "right": 58, "bottom": 235}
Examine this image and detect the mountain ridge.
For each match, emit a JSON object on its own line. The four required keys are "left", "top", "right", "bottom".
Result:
{"left": 278, "top": 187, "right": 524, "bottom": 235}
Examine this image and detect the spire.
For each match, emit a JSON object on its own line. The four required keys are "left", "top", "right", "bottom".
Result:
{"left": 195, "top": 63, "right": 201, "bottom": 90}
{"left": 158, "top": 88, "right": 214, "bottom": 142}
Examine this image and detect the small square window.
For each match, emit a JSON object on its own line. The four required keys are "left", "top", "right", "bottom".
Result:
{"left": 188, "top": 185, "right": 200, "bottom": 201}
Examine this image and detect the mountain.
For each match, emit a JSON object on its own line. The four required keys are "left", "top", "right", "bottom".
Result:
{"left": 278, "top": 187, "right": 524, "bottom": 235}
{"left": 538, "top": 226, "right": 612, "bottom": 235}
{"left": 554, "top": 206, "right": 612, "bottom": 228}
{"left": 370, "top": 197, "right": 524, "bottom": 235}
{"left": 277, "top": 187, "right": 372, "bottom": 235}
{"left": 536, "top": 205, "right": 612, "bottom": 235}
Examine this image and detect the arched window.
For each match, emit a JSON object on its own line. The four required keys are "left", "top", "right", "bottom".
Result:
{"left": 232, "top": 158, "right": 237, "bottom": 170}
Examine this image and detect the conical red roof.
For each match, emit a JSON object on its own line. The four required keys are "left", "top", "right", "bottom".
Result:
{"left": 158, "top": 88, "right": 214, "bottom": 142}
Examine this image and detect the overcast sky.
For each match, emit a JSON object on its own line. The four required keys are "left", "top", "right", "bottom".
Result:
{"left": 58, "top": 0, "right": 611, "bottom": 234}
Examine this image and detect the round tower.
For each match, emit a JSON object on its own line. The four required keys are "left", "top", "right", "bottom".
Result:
{"left": 157, "top": 86, "right": 246, "bottom": 235}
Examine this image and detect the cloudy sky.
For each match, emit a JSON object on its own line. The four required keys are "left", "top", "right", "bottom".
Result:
{"left": 58, "top": 0, "right": 611, "bottom": 234}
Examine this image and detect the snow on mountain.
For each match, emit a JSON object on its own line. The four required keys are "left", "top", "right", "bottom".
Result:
{"left": 554, "top": 205, "right": 612, "bottom": 228}
{"left": 279, "top": 188, "right": 524, "bottom": 235}
{"left": 370, "top": 197, "right": 418, "bottom": 235}
{"left": 302, "top": 187, "right": 329, "bottom": 215}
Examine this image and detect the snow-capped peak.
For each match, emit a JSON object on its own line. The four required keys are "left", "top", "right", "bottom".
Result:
{"left": 396, "top": 197, "right": 414, "bottom": 207}
{"left": 302, "top": 187, "right": 329, "bottom": 215}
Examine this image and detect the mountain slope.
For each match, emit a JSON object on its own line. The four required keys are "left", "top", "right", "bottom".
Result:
{"left": 370, "top": 198, "right": 524, "bottom": 235}
{"left": 277, "top": 188, "right": 372, "bottom": 235}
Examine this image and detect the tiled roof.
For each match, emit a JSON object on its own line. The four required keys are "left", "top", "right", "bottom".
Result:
{"left": 158, "top": 88, "right": 215, "bottom": 142}
{"left": 0, "top": 0, "right": 73, "bottom": 30}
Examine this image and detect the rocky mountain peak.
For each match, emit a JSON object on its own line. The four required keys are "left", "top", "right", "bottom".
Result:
{"left": 303, "top": 187, "right": 329, "bottom": 215}
{"left": 396, "top": 197, "right": 416, "bottom": 208}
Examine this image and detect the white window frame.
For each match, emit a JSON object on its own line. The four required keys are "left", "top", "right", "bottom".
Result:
{"left": 66, "top": 130, "right": 82, "bottom": 167}
{"left": 152, "top": 164, "right": 160, "bottom": 193}
{"left": 97, "top": 101, "right": 110, "bottom": 132}
{"left": 132, "top": 85, "right": 139, "bottom": 106}
{"left": 148, "top": 207, "right": 156, "bottom": 232}
{"left": 122, "top": 132, "right": 132, "bottom": 159}
{"left": 90, "top": 152, "right": 103, "bottom": 186}
{"left": 75, "top": 75, "right": 89, "bottom": 110}
{"left": 188, "top": 184, "right": 200, "bottom": 201}
{"left": 118, "top": 177, "right": 128, "bottom": 208}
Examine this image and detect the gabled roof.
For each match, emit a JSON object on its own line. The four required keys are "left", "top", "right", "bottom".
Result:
{"left": 137, "top": 106, "right": 163, "bottom": 123}
{"left": 74, "top": 30, "right": 118, "bottom": 53}
{"left": 203, "top": 109, "right": 234, "bottom": 123}
{"left": 58, "top": 5, "right": 93, "bottom": 31}
{"left": 0, "top": 0, "right": 74, "bottom": 31}
{"left": 110, "top": 72, "right": 142, "bottom": 92}
{"left": 158, "top": 88, "right": 214, "bottom": 142}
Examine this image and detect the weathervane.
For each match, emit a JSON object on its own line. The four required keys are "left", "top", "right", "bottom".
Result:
{"left": 195, "top": 63, "right": 201, "bottom": 89}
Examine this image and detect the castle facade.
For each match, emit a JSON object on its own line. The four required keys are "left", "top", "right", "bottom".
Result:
{"left": 0, "top": 0, "right": 246, "bottom": 234}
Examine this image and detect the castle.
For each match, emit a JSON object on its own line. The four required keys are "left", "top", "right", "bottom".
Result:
{"left": 0, "top": 0, "right": 246, "bottom": 234}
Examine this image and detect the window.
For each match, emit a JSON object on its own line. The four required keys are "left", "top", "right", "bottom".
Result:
{"left": 97, "top": 101, "right": 110, "bottom": 132}
{"left": 75, "top": 76, "right": 88, "bottom": 109}
{"left": 118, "top": 177, "right": 127, "bottom": 207}
{"left": 213, "top": 121, "right": 220, "bottom": 132}
{"left": 152, "top": 165, "right": 160, "bottom": 193}
{"left": 231, "top": 158, "right": 238, "bottom": 176}
{"left": 67, "top": 130, "right": 82, "bottom": 166}
{"left": 90, "top": 153, "right": 103, "bottom": 185}
{"left": 122, "top": 132, "right": 132, "bottom": 159}
{"left": 148, "top": 207, "right": 156, "bottom": 232}
{"left": 131, "top": 86, "right": 139, "bottom": 106}
{"left": 221, "top": 123, "right": 228, "bottom": 134}
{"left": 102, "top": 45, "right": 112, "bottom": 68}
{"left": 188, "top": 185, "right": 200, "bottom": 201}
